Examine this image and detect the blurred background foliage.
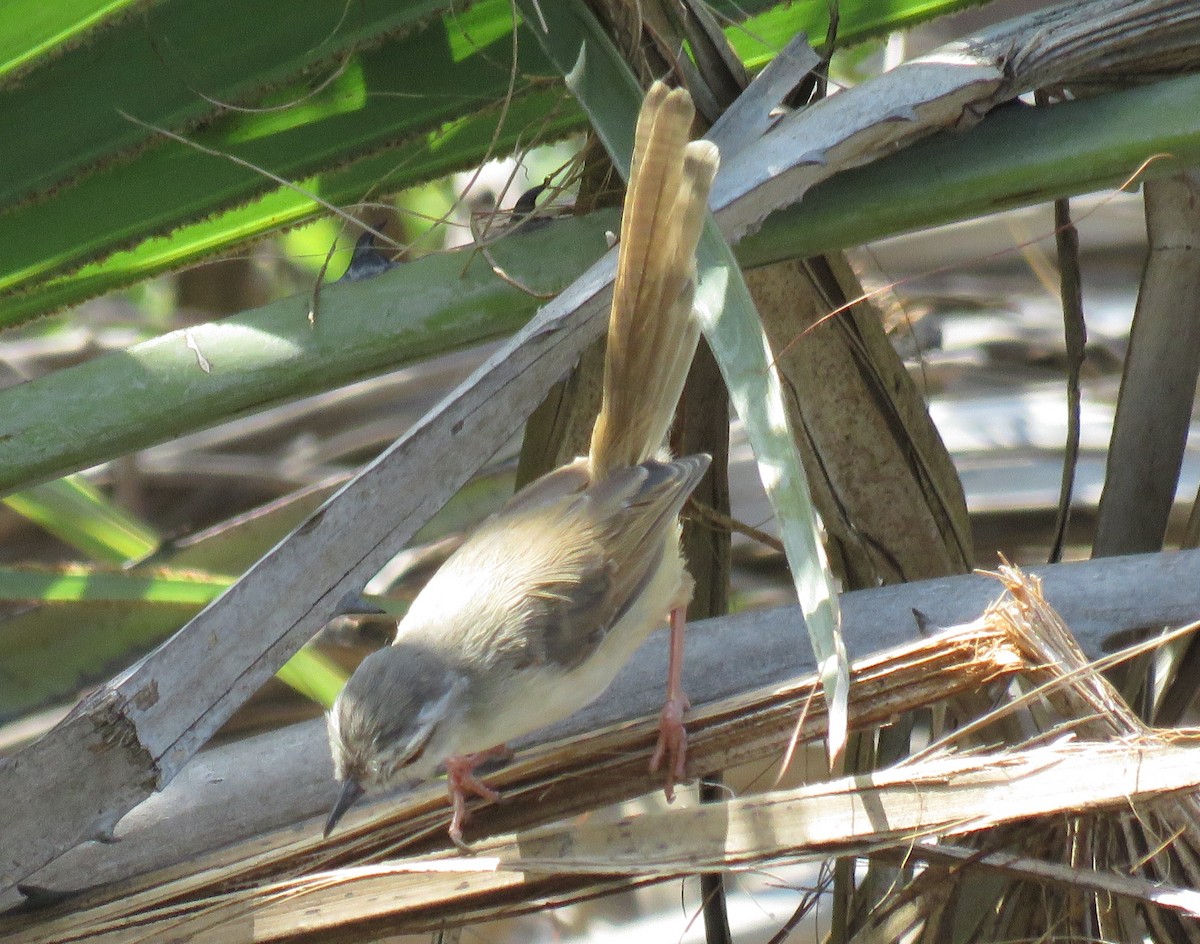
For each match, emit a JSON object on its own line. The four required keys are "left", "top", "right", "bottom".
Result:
{"left": 0, "top": 0, "right": 981, "bottom": 735}
{"left": 4, "top": 0, "right": 1200, "bottom": 940}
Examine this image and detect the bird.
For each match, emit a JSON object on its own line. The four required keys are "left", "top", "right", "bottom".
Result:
{"left": 324, "top": 82, "right": 720, "bottom": 845}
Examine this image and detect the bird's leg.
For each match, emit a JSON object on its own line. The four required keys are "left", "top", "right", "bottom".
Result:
{"left": 444, "top": 745, "right": 511, "bottom": 846}
{"left": 650, "top": 605, "right": 690, "bottom": 801}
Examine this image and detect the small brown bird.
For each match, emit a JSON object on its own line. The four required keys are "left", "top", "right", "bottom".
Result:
{"left": 325, "top": 83, "right": 720, "bottom": 844}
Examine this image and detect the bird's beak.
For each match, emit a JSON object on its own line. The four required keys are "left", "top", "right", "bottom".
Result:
{"left": 324, "top": 778, "right": 365, "bottom": 838}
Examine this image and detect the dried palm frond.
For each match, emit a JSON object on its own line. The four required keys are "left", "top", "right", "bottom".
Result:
{"left": 856, "top": 565, "right": 1200, "bottom": 943}
{"left": 7, "top": 568, "right": 1200, "bottom": 944}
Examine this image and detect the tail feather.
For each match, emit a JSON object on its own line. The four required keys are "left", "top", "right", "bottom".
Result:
{"left": 589, "top": 84, "right": 720, "bottom": 478}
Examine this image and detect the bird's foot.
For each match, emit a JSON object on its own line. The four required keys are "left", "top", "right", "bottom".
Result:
{"left": 649, "top": 692, "right": 690, "bottom": 803}
{"left": 445, "top": 746, "right": 508, "bottom": 847}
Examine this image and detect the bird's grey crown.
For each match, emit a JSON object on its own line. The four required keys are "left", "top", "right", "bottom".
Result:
{"left": 327, "top": 643, "right": 460, "bottom": 786}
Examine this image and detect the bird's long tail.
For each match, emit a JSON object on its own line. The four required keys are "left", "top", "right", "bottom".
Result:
{"left": 588, "top": 83, "right": 720, "bottom": 479}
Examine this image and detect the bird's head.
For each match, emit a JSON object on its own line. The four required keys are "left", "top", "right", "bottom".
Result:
{"left": 324, "top": 644, "right": 466, "bottom": 836}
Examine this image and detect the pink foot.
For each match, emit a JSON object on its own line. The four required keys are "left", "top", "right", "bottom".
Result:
{"left": 444, "top": 745, "right": 510, "bottom": 846}
{"left": 650, "top": 605, "right": 691, "bottom": 802}
{"left": 650, "top": 692, "right": 690, "bottom": 802}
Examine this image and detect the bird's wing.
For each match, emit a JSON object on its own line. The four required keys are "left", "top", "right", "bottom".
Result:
{"left": 508, "top": 455, "right": 711, "bottom": 672}
{"left": 492, "top": 457, "right": 591, "bottom": 517}
{"left": 413, "top": 456, "right": 707, "bottom": 673}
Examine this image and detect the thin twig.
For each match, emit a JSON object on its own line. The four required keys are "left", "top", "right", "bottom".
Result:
{"left": 1037, "top": 89, "right": 1086, "bottom": 564}
{"left": 686, "top": 498, "right": 785, "bottom": 554}
{"left": 769, "top": 153, "right": 1176, "bottom": 368}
